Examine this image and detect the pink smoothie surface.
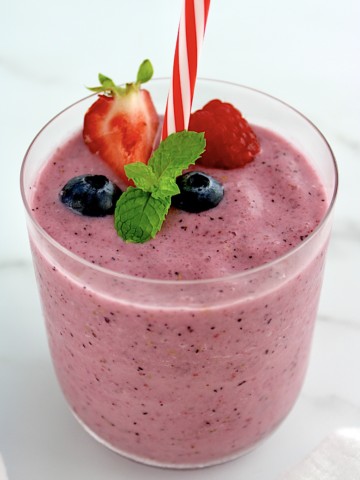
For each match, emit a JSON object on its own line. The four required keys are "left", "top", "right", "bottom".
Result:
{"left": 29, "top": 125, "right": 329, "bottom": 466}
{"left": 31, "top": 126, "right": 326, "bottom": 279}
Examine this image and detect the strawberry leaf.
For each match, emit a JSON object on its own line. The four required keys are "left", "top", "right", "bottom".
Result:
{"left": 98, "top": 73, "right": 117, "bottom": 90}
{"left": 87, "top": 73, "right": 125, "bottom": 96}
{"left": 87, "top": 59, "right": 153, "bottom": 98}
{"left": 136, "top": 59, "right": 154, "bottom": 85}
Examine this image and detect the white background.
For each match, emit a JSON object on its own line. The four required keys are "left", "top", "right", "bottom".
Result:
{"left": 1, "top": 0, "right": 360, "bottom": 478}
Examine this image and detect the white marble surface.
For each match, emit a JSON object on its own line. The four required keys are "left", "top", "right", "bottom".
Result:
{"left": 1, "top": 0, "right": 360, "bottom": 478}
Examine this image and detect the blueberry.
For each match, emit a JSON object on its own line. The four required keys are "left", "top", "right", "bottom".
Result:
{"left": 171, "top": 171, "right": 224, "bottom": 213}
{"left": 59, "top": 175, "right": 122, "bottom": 217}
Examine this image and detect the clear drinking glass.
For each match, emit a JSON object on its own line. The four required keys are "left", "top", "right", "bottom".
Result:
{"left": 20, "top": 79, "right": 338, "bottom": 468}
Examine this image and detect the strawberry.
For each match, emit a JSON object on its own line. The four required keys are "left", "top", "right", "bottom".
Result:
{"left": 188, "top": 99, "right": 260, "bottom": 169}
{"left": 83, "top": 60, "right": 159, "bottom": 184}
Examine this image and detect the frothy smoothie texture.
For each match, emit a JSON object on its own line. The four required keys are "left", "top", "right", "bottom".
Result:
{"left": 22, "top": 76, "right": 336, "bottom": 467}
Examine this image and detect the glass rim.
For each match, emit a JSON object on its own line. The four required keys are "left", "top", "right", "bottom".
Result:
{"left": 20, "top": 78, "right": 339, "bottom": 286}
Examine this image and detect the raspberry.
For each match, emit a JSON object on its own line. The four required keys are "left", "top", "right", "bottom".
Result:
{"left": 188, "top": 99, "right": 260, "bottom": 169}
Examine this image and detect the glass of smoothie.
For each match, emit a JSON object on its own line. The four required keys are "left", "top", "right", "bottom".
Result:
{"left": 20, "top": 78, "right": 337, "bottom": 468}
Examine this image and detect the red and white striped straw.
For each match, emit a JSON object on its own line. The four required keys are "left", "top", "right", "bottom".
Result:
{"left": 161, "top": 0, "right": 211, "bottom": 140}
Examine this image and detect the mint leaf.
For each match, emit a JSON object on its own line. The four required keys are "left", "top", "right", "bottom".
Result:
{"left": 114, "top": 188, "right": 171, "bottom": 243}
{"left": 149, "top": 131, "right": 206, "bottom": 181}
{"left": 155, "top": 176, "right": 180, "bottom": 198}
{"left": 115, "top": 130, "right": 206, "bottom": 243}
{"left": 125, "top": 162, "right": 180, "bottom": 199}
{"left": 136, "top": 59, "right": 154, "bottom": 85}
{"left": 124, "top": 162, "right": 157, "bottom": 192}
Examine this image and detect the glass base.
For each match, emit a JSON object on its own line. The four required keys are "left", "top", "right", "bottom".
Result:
{"left": 72, "top": 411, "right": 260, "bottom": 469}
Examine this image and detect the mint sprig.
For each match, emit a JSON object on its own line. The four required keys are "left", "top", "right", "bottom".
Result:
{"left": 114, "top": 131, "right": 206, "bottom": 243}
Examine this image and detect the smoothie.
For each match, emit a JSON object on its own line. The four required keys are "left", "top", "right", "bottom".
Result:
{"left": 22, "top": 80, "right": 336, "bottom": 467}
